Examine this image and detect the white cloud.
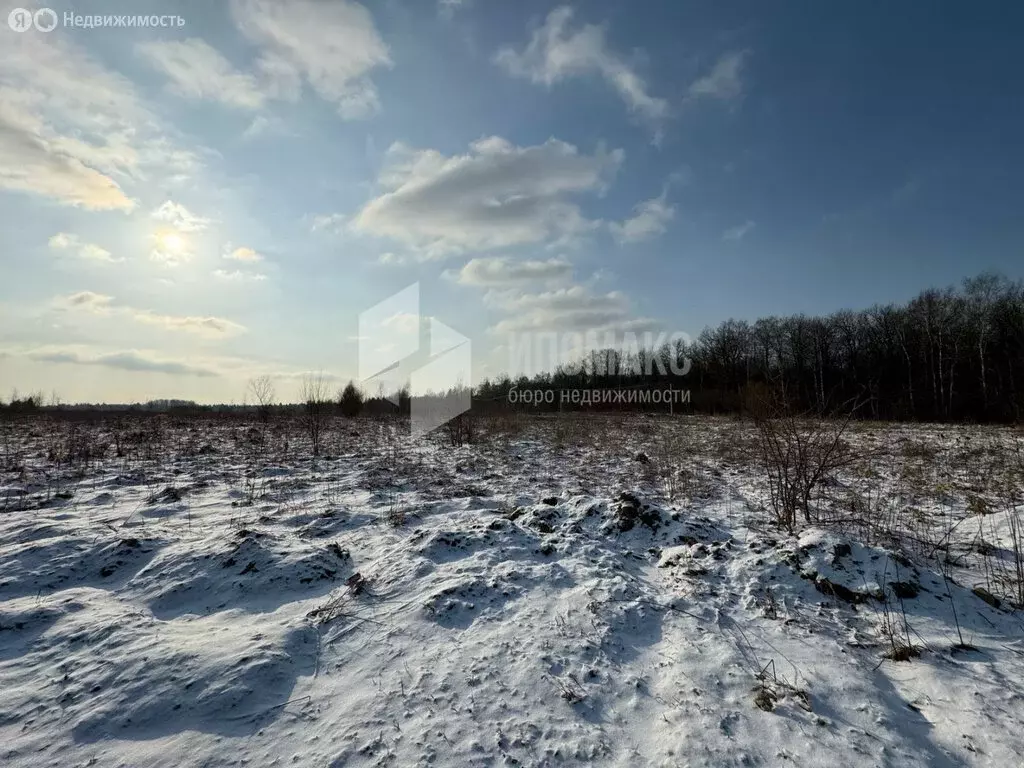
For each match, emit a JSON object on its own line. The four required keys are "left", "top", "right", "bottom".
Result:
{"left": 214, "top": 269, "right": 268, "bottom": 282}
{"left": 448, "top": 256, "right": 573, "bottom": 286}
{"left": 79, "top": 243, "right": 115, "bottom": 262}
{"left": 241, "top": 114, "right": 293, "bottom": 140}
{"left": 137, "top": 5, "right": 390, "bottom": 119}
{"left": 139, "top": 137, "right": 205, "bottom": 185}
{"left": 311, "top": 212, "right": 347, "bottom": 234}
{"left": 48, "top": 233, "right": 119, "bottom": 263}
{"left": 0, "top": 100, "right": 135, "bottom": 209}
{"left": 137, "top": 38, "right": 266, "bottom": 110}
{"left": 0, "top": 30, "right": 199, "bottom": 211}
{"left": 495, "top": 6, "right": 668, "bottom": 126}
{"left": 26, "top": 347, "right": 219, "bottom": 377}
{"left": 610, "top": 195, "right": 675, "bottom": 244}
{"left": 377, "top": 251, "right": 406, "bottom": 266}
{"left": 224, "top": 246, "right": 263, "bottom": 262}
{"left": 353, "top": 136, "right": 623, "bottom": 257}
{"left": 60, "top": 291, "right": 115, "bottom": 313}
{"left": 488, "top": 285, "right": 657, "bottom": 334}
{"left": 722, "top": 220, "right": 755, "bottom": 241}
{"left": 230, "top": 0, "right": 391, "bottom": 119}
{"left": 150, "top": 244, "right": 194, "bottom": 267}
{"left": 56, "top": 292, "right": 245, "bottom": 338}
{"left": 151, "top": 201, "right": 212, "bottom": 232}
{"left": 136, "top": 38, "right": 264, "bottom": 112}
{"left": 688, "top": 50, "right": 749, "bottom": 102}
{"left": 439, "top": 0, "right": 471, "bottom": 17}
{"left": 48, "top": 232, "right": 73, "bottom": 249}
{"left": 132, "top": 311, "right": 246, "bottom": 337}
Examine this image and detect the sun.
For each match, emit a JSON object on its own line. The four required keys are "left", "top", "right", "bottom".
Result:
{"left": 150, "top": 228, "right": 193, "bottom": 266}
{"left": 156, "top": 230, "right": 186, "bottom": 253}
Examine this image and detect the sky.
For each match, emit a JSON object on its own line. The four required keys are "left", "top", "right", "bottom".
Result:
{"left": 1, "top": 0, "right": 1023, "bottom": 404}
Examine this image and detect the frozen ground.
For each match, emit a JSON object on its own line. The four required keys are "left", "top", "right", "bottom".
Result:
{"left": 1, "top": 414, "right": 1023, "bottom": 767}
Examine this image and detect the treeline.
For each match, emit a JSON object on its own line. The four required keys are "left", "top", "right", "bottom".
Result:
{"left": 1, "top": 397, "right": 207, "bottom": 416}
{"left": 1, "top": 392, "right": 47, "bottom": 414}
{"left": 475, "top": 272, "right": 1024, "bottom": 423}
{"left": 0, "top": 393, "right": 410, "bottom": 419}
{"left": 6, "top": 273, "right": 1022, "bottom": 424}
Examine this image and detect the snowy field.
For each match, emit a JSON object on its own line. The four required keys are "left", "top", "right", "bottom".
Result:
{"left": 1, "top": 414, "right": 1023, "bottom": 767}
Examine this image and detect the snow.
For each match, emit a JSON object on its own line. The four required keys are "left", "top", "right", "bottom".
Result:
{"left": 1, "top": 415, "right": 1023, "bottom": 766}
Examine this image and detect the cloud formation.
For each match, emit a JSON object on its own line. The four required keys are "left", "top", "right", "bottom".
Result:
{"left": 152, "top": 201, "right": 211, "bottom": 232}
{"left": 48, "top": 233, "right": 119, "bottom": 263}
{"left": 610, "top": 195, "right": 675, "bottom": 244}
{"left": 488, "top": 285, "right": 657, "bottom": 334}
{"left": 137, "top": 3, "right": 390, "bottom": 119}
{"left": 62, "top": 291, "right": 115, "bottom": 312}
{"left": 310, "top": 213, "right": 347, "bottom": 234}
{"left": 224, "top": 246, "right": 262, "bottom": 262}
{"left": 438, "top": 0, "right": 471, "bottom": 17}
{"left": 449, "top": 256, "right": 573, "bottom": 286}
{"left": 496, "top": 7, "right": 668, "bottom": 126}
{"left": 137, "top": 38, "right": 267, "bottom": 110}
{"left": 353, "top": 136, "right": 622, "bottom": 257}
{"left": 722, "top": 220, "right": 755, "bottom": 241}
{"left": 213, "top": 269, "right": 268, "bottom": 282}
{"left": 27, "top": 348, "right": 218, "bottom": 377}
{"left": 0, "top": 35, "right": 137, "bottom": 210}
{"left": 688, "top": 50, "right": 749, "bottom": 103}
{"left": 56, "top": 292, "right": 245, "bottom": 338}
{"left": 230, "top": 0, "right": 391, "bottom": 119}
{"left": 0, "top": 29, "right": 203, "bottom": 211}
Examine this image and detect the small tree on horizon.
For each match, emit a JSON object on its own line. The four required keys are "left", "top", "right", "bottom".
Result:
{"left": 300, "top": 373, "right": 331, "bottom": 457}
{"left": 247, "top": 375, "right": 276, "bottom": 424}
{"left": 338, "top": 380, "right": 364, "bottom": 418}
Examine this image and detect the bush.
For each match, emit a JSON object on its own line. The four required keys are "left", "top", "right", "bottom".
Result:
{"left": 753, "top": 394, "right": 858, "bottom": 531}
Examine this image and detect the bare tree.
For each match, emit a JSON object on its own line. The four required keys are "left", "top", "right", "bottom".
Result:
{"left": 248, "top": 376, "right": 276, "bottom": 424}
{"left": 964, "top": 272, "right": 1007, "bottom": 417}
{"left": 300, "top": 373, "right": 331, "bottom": 457}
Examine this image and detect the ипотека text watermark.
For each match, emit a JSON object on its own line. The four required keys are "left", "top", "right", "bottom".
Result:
{"left": 8, "top": 8, "right": 186, "bottom": 32}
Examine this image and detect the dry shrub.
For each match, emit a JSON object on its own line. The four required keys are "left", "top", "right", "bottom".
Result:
{"left": 443, "top": 413, "right": 474, "bottom": 446}
{"left": 752, "top": 395, "right": 858, "bottom": 531}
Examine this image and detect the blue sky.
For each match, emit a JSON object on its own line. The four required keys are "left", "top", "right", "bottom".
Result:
{"left": 1, "top": 0, "right": 1022, "bottom": 403}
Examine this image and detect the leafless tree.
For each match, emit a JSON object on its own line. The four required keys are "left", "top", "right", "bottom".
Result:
{"left": 300, "top": 373, "right": 331, "bottom": 457}
{"left": 248, "top": 376, "right": 276, "bottom": 424}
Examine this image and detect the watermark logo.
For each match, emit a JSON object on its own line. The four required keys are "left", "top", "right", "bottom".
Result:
{"left": 505, "top": 330, "right": 692, "bottom": 378}
{"left": 34, "top": 7, "right": 55, "bottom": 30}
{"left": 509, "top": 387, "right": 691, "bottom": 408}
{"left": 358, "top": 283, "right": 471, "bottom": 435}
{"left": 8, "top": 7, "right": 55, "bottom": 31}
{"left": 8, "top": 9, "right": 185, "bottom": 31}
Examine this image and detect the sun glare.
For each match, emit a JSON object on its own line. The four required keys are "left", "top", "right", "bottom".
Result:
{"left": 156, "top": 230, "right": 186, "bottom": 253}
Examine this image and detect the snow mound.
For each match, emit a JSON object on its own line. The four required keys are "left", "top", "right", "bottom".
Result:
{"left": 0, "top": 534, "right": 164, "bottom": 599}
{"left": 71, "top": 620, "right": 317, "bottom": 741}
{"left": 133, "top": 529, "right": 353, "bottom": 618}
{"left": 794, "top": 528, "right": 916, "bottom": 603}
